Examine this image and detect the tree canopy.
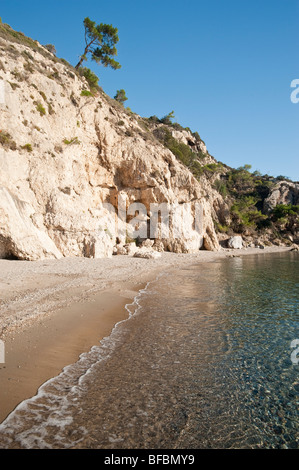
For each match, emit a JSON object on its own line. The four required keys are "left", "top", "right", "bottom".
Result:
{"left": 75, "top": 17, "right": 121, "bottom": 71}
{"left": 160, "top": 111, "right": 175, "bottom": 125}
{"left": 114, "top": 89, "right": 128, "bottom": 104}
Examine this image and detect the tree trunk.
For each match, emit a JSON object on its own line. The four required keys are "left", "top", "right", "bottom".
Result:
{"left": 75, "top": 42, "right": 94, "bottom": 69}
{"left": 75, "top": 56, "right": 85, "bottom": 69}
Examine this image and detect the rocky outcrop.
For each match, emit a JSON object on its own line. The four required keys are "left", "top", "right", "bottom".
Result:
{"left": 133, "top": 249, "right": 161, "bottom": 259}
{"left": 0, "top": 187, "right": 62, "bottom": 260}
{"left": 171, "top": 129, "right": 209, "bottom": 157}
{"left": 0, "top": 30, "right": 221, "bottom": 260}
{"left": 227, "top": 236, "right": 243, "bottom": 249}
{"left": 264, "top": 181, "right": 299, "bottom": 214}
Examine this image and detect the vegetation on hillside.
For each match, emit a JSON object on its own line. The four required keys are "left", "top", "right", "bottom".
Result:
{"left": 213, "top": 165, "right": 298, "bottom": 239}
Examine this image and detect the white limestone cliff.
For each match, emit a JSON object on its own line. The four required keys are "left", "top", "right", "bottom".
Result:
{"left": 0, "top": 32, "right": 223, "bottom": 260}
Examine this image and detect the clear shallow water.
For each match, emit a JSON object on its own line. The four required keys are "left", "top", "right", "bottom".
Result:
{"left": 0, "top": 252, "right": 298, "bottom": 449}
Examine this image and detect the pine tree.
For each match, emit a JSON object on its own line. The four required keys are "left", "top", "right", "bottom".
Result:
{"left": 114, "top": 89, "right": 128, "bottom": 105}
{"left": 75, "top": 17, "right": 121, "bottom": 71}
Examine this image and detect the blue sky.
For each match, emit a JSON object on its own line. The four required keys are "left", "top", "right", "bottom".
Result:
{"left": 1, "top": 0, "right": 298, "bottom": 180}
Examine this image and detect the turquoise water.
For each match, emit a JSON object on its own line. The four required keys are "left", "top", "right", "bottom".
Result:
{"left": 0, "top": 252, "right": 298, "bottom": 448}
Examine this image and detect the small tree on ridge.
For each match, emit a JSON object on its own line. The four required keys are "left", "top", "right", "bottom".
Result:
{"left": 75, "top": 17, "right": 121, "bottom": 71}
{"left": 114, "top": 89, "right": 128, "bottom": 105}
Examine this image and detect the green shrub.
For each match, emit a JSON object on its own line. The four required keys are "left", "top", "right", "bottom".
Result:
{"left": 230, "top": 196, "right": 268, "bottom": 233}
{"left": 63, "top": 137, "right": 80, "bottom": 145}
{"left": 215, "top": 222, "right": 229, "bottom": 233}
{"left": 7, "top": 44, "right": 20, "bottom": 59}
{"left": 36, "top": 102, "right": 46, "bottom": 116}
{"left": 147, "top": 115, "right": 160, "bottom": 124}
{"left": 60, "top": 58, "right": 71, "bottom": 67}
{"left": 47, "top": 70, "right": 59, "bottom": 81}
{"left": 125, "top": 236, "right": 137, "bottom": 245}
{"left": 80, "top": 89, "right": 93, "bottom": 97}
{"left": 21, "top": 50, "right": 34, "bottom": 61}
{"left": 44, "top": 44, "right": 56, "bottom": 55}
{"left": 39, "top": 90, "right": 47, "bottom": 101}
{"left": 225, "top": 165, "right": 257, "bottom": 196}
{"left": 114, "top": 89, "right": 128, "bottom": 105}
{"left": 0, "top": 131, "right": 17, "bottom": 150}
{"left": 21, "top": 143, "right": 33, "bottom": 152}
{"left": 23, "top": 61, "right": 34, "bottom": 73}
{"left": 271, "top": 204, "right": 299, "bottom": 221}
{"left": 276, "top": 175, "right": 292, "bottom": 182}
{"left": 214, "top": 179, "right": 228, "bottom": 197}
{"left": 155, "top": 127, "right": 206, "bottom": 180}
{"left": 8, "top": 81, "right": 19, "bottom": 90}
{"left": 192, "top": 131, "right": 201, "bottom": 141}
{"left": 160, "top": 111, "right": 175, "bottom": 125}
{"left": 171, "top": 122, "right": 185, "bottom": 131}
{"left": 47, "top": 102, "right": 55, "bottom": 115}
{"left": 189, "top": 160, "right": 204, "bottom": 179}
{"left": 203, "top": 163, "right": 223, "bottom": 173}
{"left": 11, "top": 69, "right": 24, "bottom": 81}
{"left": 78, "top": 67, "right": 99, "bottom": 91}
{"left": 161, "top": 128, "right": 194, "bottom": 164}
{"left": 257, "top": 218, "right": 272, "bottom": 229}
{"left": 138, "top": 119, "right": 150, "bottom": 132}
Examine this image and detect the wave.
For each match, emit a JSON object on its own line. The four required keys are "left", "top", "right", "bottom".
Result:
{"left": 0, "top": 278, "right": 157, "bottom": 449}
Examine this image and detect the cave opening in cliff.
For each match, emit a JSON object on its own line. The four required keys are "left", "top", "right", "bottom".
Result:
{"left": 0, "top": 239, "right": 21, "bottom": 260}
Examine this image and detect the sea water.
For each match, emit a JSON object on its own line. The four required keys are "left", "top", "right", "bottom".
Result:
{"left": 0, "top": 252, "right": 298, "bottom": 449}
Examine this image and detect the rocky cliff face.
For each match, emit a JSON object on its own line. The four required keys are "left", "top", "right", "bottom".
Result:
{"left": 0, "top": 28, "right": 225, "bottom": 260}
{"left": 264, "top": 181, "right": 299, "bottom": 214}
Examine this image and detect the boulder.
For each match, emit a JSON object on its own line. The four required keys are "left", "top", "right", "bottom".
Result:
{"left": 117, "top": 245, "right": 127, "bottom": 256}
{"left": 125, "top": 242, "right": 138, "bottom": 256}
{"left": 141, "top": 239, "right": 155, "bottom": 249}
{"left": 0, "top": 187, "right": 62, "bottom": 260}
{"left": 133, "top": 248, "right": 161, "bottom": 259}
{"left": 227, "top": 236, "right": 243, "bottom": 249}
{"left": 152, "top": 240, "right": 164, "bottom": 252}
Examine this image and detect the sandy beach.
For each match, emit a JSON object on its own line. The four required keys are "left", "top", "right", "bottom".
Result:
{"left": 0, "top": 246, "right": 292, "bottom": 423}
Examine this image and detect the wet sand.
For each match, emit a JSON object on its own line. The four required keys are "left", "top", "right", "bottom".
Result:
{"left": 0, "top": 289, "right": 138, "bottom": 423}
{"left": 0, "top": 246, "right": 292, "bottom": 424}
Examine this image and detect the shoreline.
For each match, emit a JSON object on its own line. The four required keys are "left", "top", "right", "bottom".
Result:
{"left": 0, "top": 246, "right": 293, "bottom": 424}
